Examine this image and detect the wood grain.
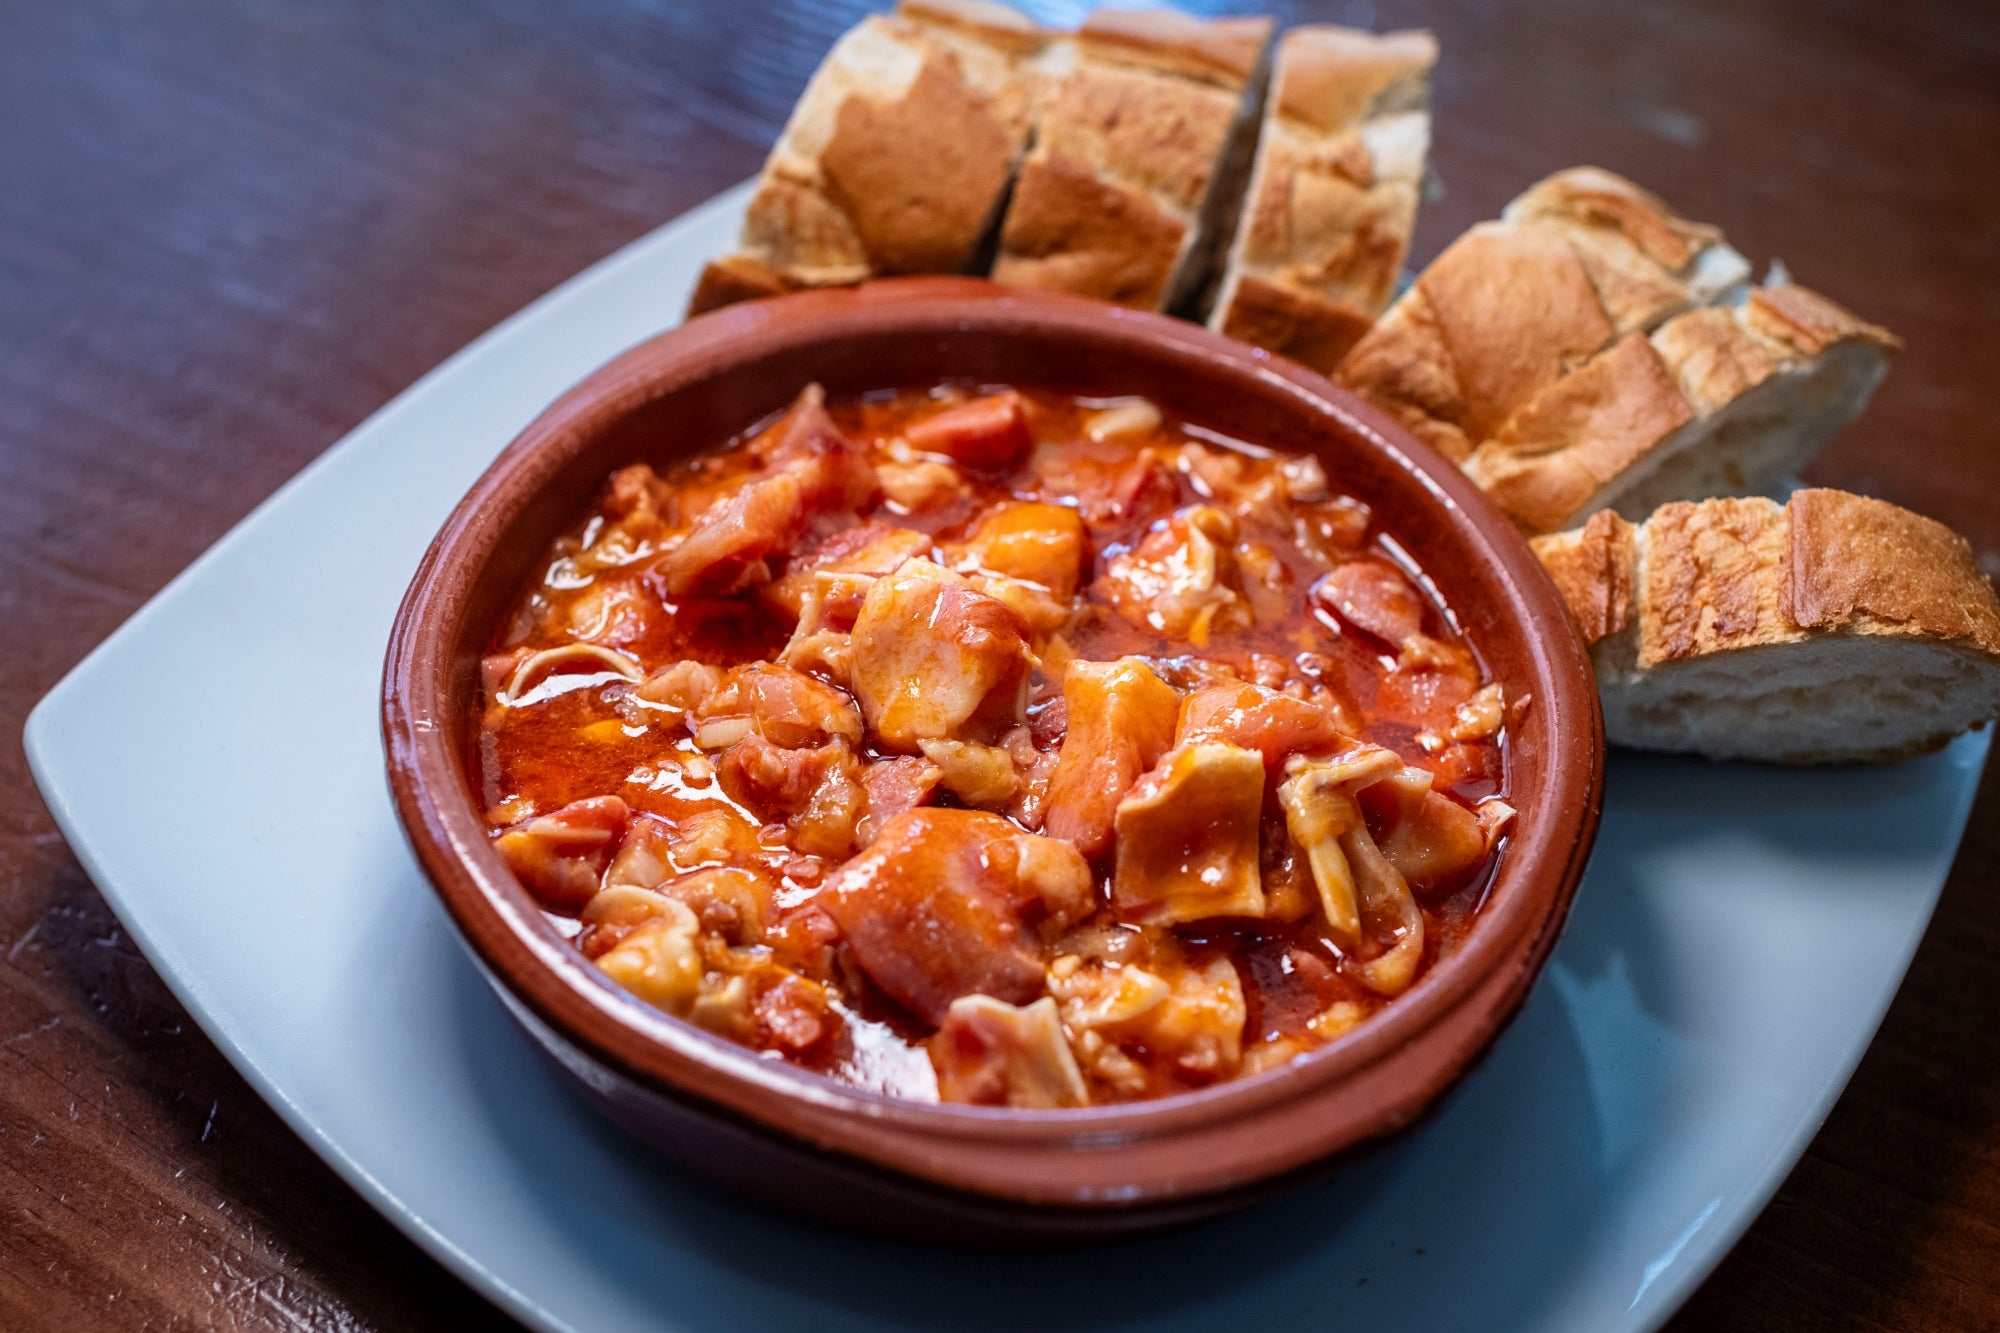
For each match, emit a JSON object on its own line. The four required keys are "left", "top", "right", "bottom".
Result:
{"left": 1, "top": 0, "right": 1995, "bottom": 1327}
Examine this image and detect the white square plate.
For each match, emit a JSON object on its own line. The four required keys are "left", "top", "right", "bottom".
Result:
{"left": 26, "top": 183, "right": 1989, "bottom": 1332}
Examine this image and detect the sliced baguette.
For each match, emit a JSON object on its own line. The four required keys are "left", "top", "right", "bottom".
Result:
{"left": 1207, "top": 25, "right": 1438, "bottom": 371}
{"left": 1533, "top": 491, "right": 2000, "bottom": 763}
{"left": 689, "top": 0, "right": 1052, "bottom": 316}
{"left": 1336, "top": 167, "right": 1899, "bottom": 534}
{"left": 988, "top": 10, "right": 1274, "bottom": 312}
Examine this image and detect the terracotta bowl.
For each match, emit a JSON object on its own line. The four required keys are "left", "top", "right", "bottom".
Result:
{"left": 383, "top": 276, "right": 1603, "bottom": 1242}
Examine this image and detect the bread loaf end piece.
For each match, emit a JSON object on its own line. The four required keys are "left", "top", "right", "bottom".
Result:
{"left": 690, "top": 3, "right": 1051, "bottom": 317}
{"left": 1207, "top": 25, "right": 1437, "bottom": 370}
{"left": 990, "top": 11, "right": 1274, "bottom": 312}
{"left": 1341, "top": 166, "right": 1899, "bottom": 535}
{"left": 1532, "top": 491, "right": 2000, "bottom": 762}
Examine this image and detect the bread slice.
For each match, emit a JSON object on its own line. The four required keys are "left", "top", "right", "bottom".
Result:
{"left": 1206, "top": 25, "right": 1437, "bottom": 371}
{"left": 688, "top": 0, "right": 1053, "bottom": 316}
{"left": 1533, "top": 491, "right": 2000, "bottom": 763}
{"left": 1336, "top": 168, "right": 1899, "bottom": 534}
{"left": 988, "top": 9, "right": 1275, "bottom": 312}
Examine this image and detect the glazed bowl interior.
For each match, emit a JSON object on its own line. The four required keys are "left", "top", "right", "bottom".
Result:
{"left": 384, "top": 276, "right": 1602, "bottom": 1217}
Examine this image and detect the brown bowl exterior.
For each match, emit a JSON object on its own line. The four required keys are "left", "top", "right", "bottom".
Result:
{"left": 383, "top": 276, "right": 1603, "bottom": 1241}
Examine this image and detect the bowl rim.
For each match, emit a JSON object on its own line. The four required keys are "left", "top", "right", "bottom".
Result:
{"left": 383, "top": 275, "right": 1603, "bottom": 1209}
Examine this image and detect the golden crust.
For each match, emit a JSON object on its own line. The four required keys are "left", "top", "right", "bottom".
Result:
{"left": 1272, "top": 25, "right": 1437, "bottom": 133}
{"left": 1415, "top": 222, "right": 1618, "bottom": 440}
{"left": 1209, "top": 25, "right": 1432, "bottom": 369}
{"left": 1469, "top": 334, "right": 1696, "bottom": 534}
{"left": 687, "top": 254, "right": 811, "bottom": 316}
{"left": 1504, "top": 166, "right": 1721, "bottom": 271}
{"left": 1745, "top": 284, "right": 1901, "bottom": 357}
{"left": 693, "top": 11, "right": 1046, "bottom": 316}
{"left": 993, "top": 16, "right": 1268, "bottom": 313}
{"left": 1639, "top": 496, "right": 1796, "bottom": 666}
{"left": 1531, "top": 509, "right": 1634, "bottom": 646}
{"left": 1541, "top": 491, "right": 2000, "bottom": 667}
{"left": 1339, "top": 167, "right": 1899, "bottom": 534}
{"left": 1333, "top": 286, "right": 1474, "bottom": 463}
{"left": 1785, "top": 489, "right": 2000, "bottom": 655}
{"left": 740, "top": 171, "right": 872, "bottom": 278}
{"left": 821, "top": 56, "right": 1017, "bottom": 273}
{"left": 895, "top": 0, "right": 1045, "bottom": 55}
{"left": 1649, "top": 306, "right": 1784, "bottom": 415}
{"left": 1215, "top": 273, "right": 1377, "bottom": 371}
{"left": 1034, "top": 59, "right": 1243, "bottom": 216}
{"left": 1537, "top": 492, "right": 2000, "bottom": 761}
{"left": 992, "top": 152, "right": 1187, "bottom": 308}
{"left": 1078, "top": 10, "right": 1273, "bottom": 87}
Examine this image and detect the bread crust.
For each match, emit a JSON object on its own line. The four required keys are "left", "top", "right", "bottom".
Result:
{"left": 692, "top": 6, "right": 1047, "bottom": 315}
{"left": 1213, "top": 273, "right": 1378, "bottom": 373}
{"left": 1341, "top": 167, "right": 1898, "bottom": 534}
{"left": 1273, "top": 26, "right": 1435, "bottom": 132}
{"left": 992, "top": 13, "right": 1272, "bottom": 313}
{"left": 1531, "top": 491, "right": 2000, "bottom": 762}
{"left": 1413, "top": 222, "right": 1616, "bottom": 440}
{"left": 1078, "top": 9, "right": 1272, "bottom": 85}
{"left": 1785, "top": 489, "right": 2000, "bottom": 654}
{"left": 1207, "top": 25, "right": 1435, "bottom": 371}
{"left": 1468, "top": 333, "right": 1696, "bottom": 534}
{"left": 688, "top": 254, "right": 808, "bottom": 317}
{"left": 896, "top": 0, "right": 1045, "bottom": 54}
{"left": 821, "top": 57, "right": 1018, "bottom": 273}
{"left": 992, "top": 152, "right": 1187, "bottom": 307}
{"left": 1533, "top": 509, "right": 1633, "bottom": 646}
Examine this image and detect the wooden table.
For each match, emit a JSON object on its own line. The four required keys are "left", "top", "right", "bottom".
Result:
{"left": 3, "top": 1, "right": 1995, "bottom": 1327}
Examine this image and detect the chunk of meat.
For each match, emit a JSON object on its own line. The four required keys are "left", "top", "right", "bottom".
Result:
{"left": 774, "top": 573, "right": 866, "bottom": 686}
{"left": 855, "top": 756, "right": 944, "bottom": 845}
{"left": 967, "top": 572, "right": 1072, "bottom": 640}
{"left": 849, "top": 560, "right": 1032, "bottom": 750}
{"left": 591, "top": 894, "right": 830, "bottom": 1049}
{"left": 1043, "top": 658, "right": 1181, "bottom": 861}
{"left": 930, "top": 995, "right": 1089, "bottom": 1108}
{"left": 1111, "top": 743, "right": 1267, "bottom": 926}
{"left": 877, "top": 459, "right": 970, "bottom": 513}
{"left": 1042, "top": 448, "right": 1179, "bottom": 526}
{"left": 635, "top": 660, "right": 723, "bottom": 714}
{"left": 918, "top": 738, "right": 1020, "bottom": 809}
{"left": 761, "top": 522, "right": 932, "bottom": 622}
{"left": 595, "top": 816, "right": 767, "bottom": 942}
{"left": 1272, "top": 746, "right": 1401, "bottom": 943}
{"left": 1177, "top": 681, "right": 1355, "bottom": 767}
{"left": 904, "top": 391, "right": 1033, "bottom": 469}
{"left": 820, "top": 809, "right": 1093, "bottom": 1024}
{"left": 1093, "top": 506, "right": 1250, "bottom": 646}
{"left": 717, "top": 733, "right": 867, "bottom": 858}
{"left": 1048, "top": 953, "right": 1248, "bottom": 1089}
{"left": 1317, "top": 558, "right": 1425, "bottom": 645}
{"left": 1358, "top": 766, "right": 1491, "bottom": 894}
{"left": 591, "top": 897, "right": 707, "bottom": 1012}
{"left": 493, "top": 796, "right": 629, "bottom": 912}
{"left": 691, "top": 662, "right": 862, "bottom": 749}
{"left": 1278, "top": 752, "right": 1425, "bottom": 996}
{"left": 655, "top": 385, "right": 878, "bottom": 595}
{"left": 958, "top": 501, "right": 1087, "bottom": 599}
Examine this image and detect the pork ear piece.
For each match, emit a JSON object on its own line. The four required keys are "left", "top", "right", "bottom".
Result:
{"left": 688, "top": 1, "right": 1055, "bottom": 315}
{"left": 1337, "top": 166, "right": 1898, "bottom": 536}
{"left": 1530, "top": 490, "right": 2000, "bottom": 763}
{"left": 1205, "top": 24, "right": 1438, "bottom": 370}
{"left": 988, "top": 10, "right": 1276, "bottom": 313}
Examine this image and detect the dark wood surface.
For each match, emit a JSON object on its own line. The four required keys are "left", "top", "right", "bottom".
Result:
{"left": 3, "top": 1, "right": 1996, "bottom": 1327}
